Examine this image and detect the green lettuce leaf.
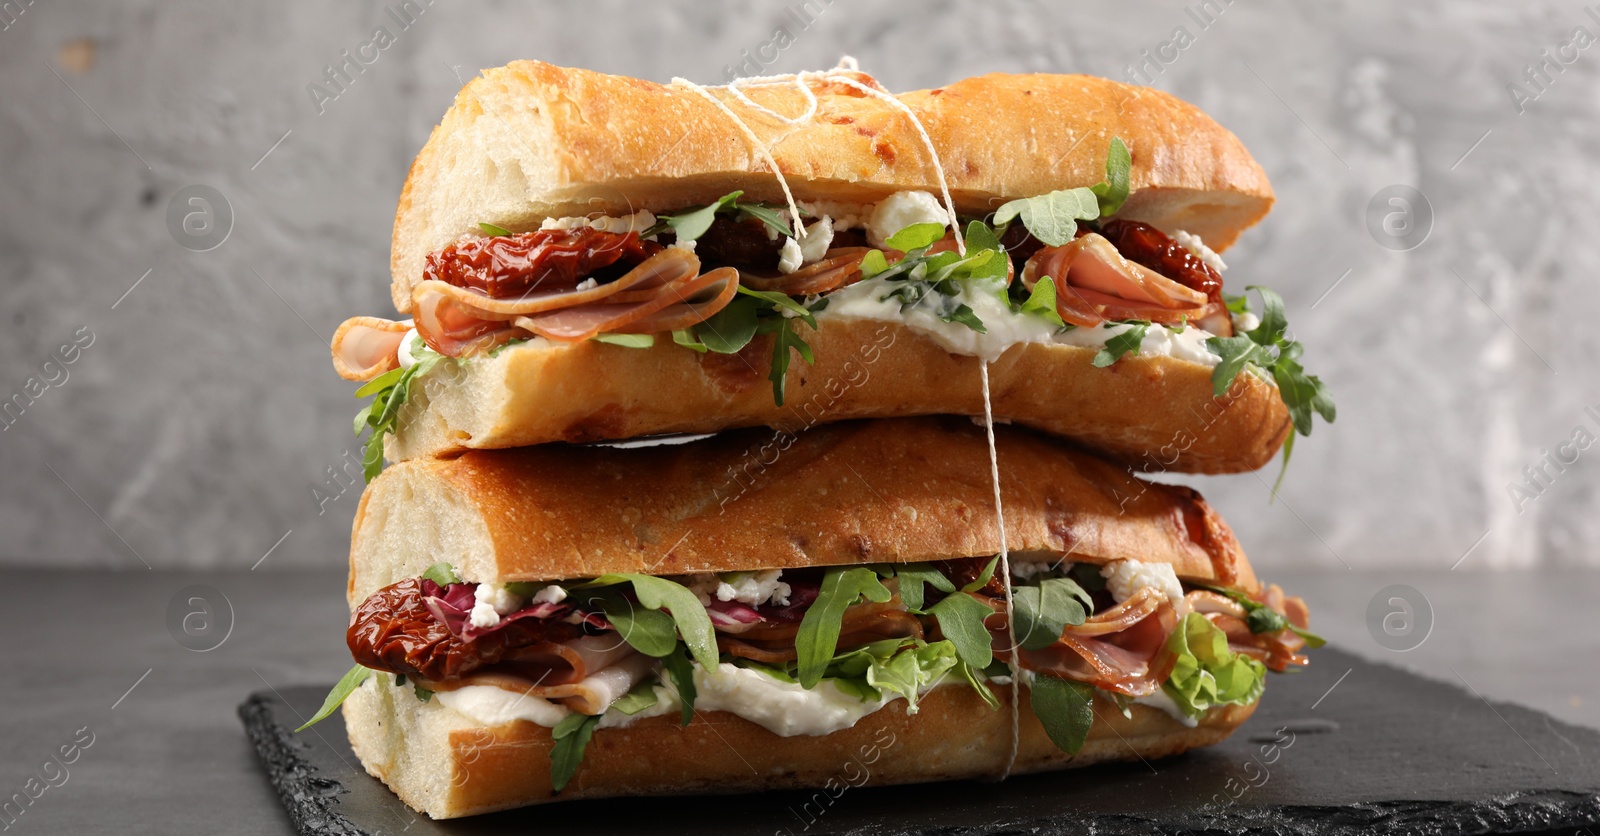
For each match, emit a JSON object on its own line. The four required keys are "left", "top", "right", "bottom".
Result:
{"left": 418, "top": 562, "right": 460, "bottom": 587}
{"left": 1163, "top": 612, "right": 1268, "bottom": 720}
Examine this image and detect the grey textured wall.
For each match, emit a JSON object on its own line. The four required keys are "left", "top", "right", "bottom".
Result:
{"left": 2, "top": 0, "right": 1595, "bottom": 571}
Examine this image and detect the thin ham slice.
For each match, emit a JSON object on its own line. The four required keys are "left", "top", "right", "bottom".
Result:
{"left": 431, "top": 642, "right": 657, "bottom": 716}
{"left": 1017, "top": 588, "right": 1179, "bottom": 697}
{"left": 741, "top": 248, "right": 872, "bottom": 297}
{"left": 1023, "top": 233, "right": 1212, "bottom": 328}
{"left": 330, "top": 317, "right": 412, "bottom": 381}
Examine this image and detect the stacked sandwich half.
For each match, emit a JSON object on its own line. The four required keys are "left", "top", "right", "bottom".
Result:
{"left": 306, "top": 61, "right": 1332, "bottom": 819}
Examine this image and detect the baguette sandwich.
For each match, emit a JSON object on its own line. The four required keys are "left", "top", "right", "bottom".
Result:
{"left": 299, "top": 418, "right": 1320, "bottom": 819}
{"left": 330, "top": 61, "right": 1333, "bottom": 477}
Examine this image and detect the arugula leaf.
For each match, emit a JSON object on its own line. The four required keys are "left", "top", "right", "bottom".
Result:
{"left": 736, "top": 202, "right": 794, "bottom": 238}
{"left": 767, "top": 318, "right": 813, "bottom": 407}
{"left": 796, "top": 567, "right": 893, "bottom": 688}
{"left": 738, "top": 285, "right": 816, "bottom": 325}
{"left": 1224, "top": 292, "right": 1252, "bottom": 315}
{"left": 412, "top": 683, "right": 434, "bottom": 703}
{"left": 591, "top": 333, "right": 655, "bottom": 349}
{"left": 1090, "top": 137, "right": 1131, "bottom": 217}
{"left": 939, "top": 303, "right": 986, "bottom": 334}
{"left": 962, "top": 219, "right": 1003, "bottom": 255}
{"left": 419, "top": 562, "right": 461, "bottom": 587}
{"left": 353, "top": 343, "right": 444, "bottom": 482}
{"left": 1163, "top": 612, "right": 1268, "bottom": 719}
{"left": 859, "top": 249, "right": 891, "bottom": 279}
{"left": 586, "top": 574, "right": 718, "bottom": 669}
{"left": 661, "top": 644, "right": 698, "bottom": 726}
{"left": 893, "top": 563, "right": 955, "bottom": 612}
{"left": 549, "top": 711, "right": 601, "bottom": 793}
{"left": 1206, "top": 335, "right": 1275, "bottom": 397}
{"left": 1017, "top": 276, "right": 1067, "bottom": 328}
{"left": 354, "top": 367, "right": 404, "bottom": 399}
{"left": 1030, "top": 674, "right": 1096, "bottom": 754}
{"left": 885, "top": 222, "right": 947, "bottom": 251}
{"left": 662, "top": 191, "right": 742, "bottom": 242}
{"left": 1197, "top": 584, "right": 1327, "bottom": 648}
{"left": 1204, "top": 286, "right": 1336, "bottom": 486}
{"left": 671, "top": 329, "right": 708, "bottom": 353}
{"left": 927, "top": 592, "right": 995, "bottom": 670}
{"left": 595, "top": 591, "right": 680, "bottom": 658}
{"left": 478, "top": 222, "right": 513, "bottom": 237}
{"left": 993, "top": 188, "right": 1099, "bottom": 246}
{"left": 960, "top": 555, "right": 1002, "bottom": 593}
{"left": 610, "top": 679, "right": 661, "bottom": 716}
{"left": 1012, "top": 577, "right": 1091, "bottom": 651}
{"left": 694, "top": 295, "right": 762, "bottom": 354}
{"left": 955, "top": 654, "right": 1003, "bottom": 710}
{"left": 1092, "top": 321, "right": 1150, "bottom": 368}
{"left": 296, "top": 665, "right": 371, "bottom": 732}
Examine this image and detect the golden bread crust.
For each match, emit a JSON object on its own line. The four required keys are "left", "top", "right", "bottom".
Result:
{"left": 350, "top": 417, "right": 1259, "bottom": 603}
{"left": 391, "top": 61, "right": 1273, "bottom": 312}
{"left": 344, "top": 674, "right": 1255, "bottom": 819}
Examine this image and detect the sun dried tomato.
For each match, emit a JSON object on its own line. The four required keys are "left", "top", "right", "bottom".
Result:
{"left": 423, "top": 228, "right": 662, "bottom": 298}
{"left": 347, "top": 578, "right": 582, "bottom": 682}
{"left": 1098, "top": 219, "right": 1222, "bottom": 302}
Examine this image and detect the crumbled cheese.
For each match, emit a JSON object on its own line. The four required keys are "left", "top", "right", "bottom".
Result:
{"left": 1011, "top": 560, "right": 1061, "bottom": 581}
{"left": 468, "top": 582, "right": 525, "bottom": 630}
{"left": 668, "top": 238, "right": 697, "bottom": 253}
{"left": 798, "top": 216, "right": 834, "bottom": 262}
{"left": 687, "top": 570, "right": 791, "bottom": 607}
{"left": 539, "top": 210, "right": 656, "bottom": 236}
{"left": 1100, "top": 560, "right": 1185, "bottom": 610}
{"left": 1233, "top": 311, "right": 1261, "bottom": 333}
{"left": 574, "top": 278, "right": 598, "bottom": 291}
{"left": 720, "top": 569, "right": 791, "bottom": 607}
{"left": 531, "top": 584, "right": 568, "bottom": 605}
{"left": 777, "top": 237, "right": 804, "bottom": 273}
{"left": 865, "top": 190, "right": 947, "bottom": 247}
{"left": 1174, "top": 230, "right": 1227, "bottom": 273}
{"left": 797, "top": 200, "right": 867, "bottom": 232}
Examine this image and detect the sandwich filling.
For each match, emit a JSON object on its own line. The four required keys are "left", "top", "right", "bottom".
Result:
{"left": 305, "top": 557, "right": 1317, "bottom": 792}
{"left": 332, "top": 139, "right": 1333, "bottom": 482}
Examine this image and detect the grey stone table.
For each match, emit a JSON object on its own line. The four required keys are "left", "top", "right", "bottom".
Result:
{"left": 2, "top": 568, "right": 1596, "bottom": 834}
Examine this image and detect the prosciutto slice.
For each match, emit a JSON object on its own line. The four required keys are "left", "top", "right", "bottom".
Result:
{"left": 1017, "top": 587, "right": 1180, "bottom": 697}
{"left": 717, "top": 603, "right": 924, "bottom": 664}
{"left": 741, "top": 248, "right": 872, "bottom": 297}
{"left": 330, "top": 317, "right": 412, "bottom": 381}
{"left": 1022, "top": 233, "right": 1210, "bottom": 328}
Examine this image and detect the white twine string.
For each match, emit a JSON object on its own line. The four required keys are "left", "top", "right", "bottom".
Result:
{"left": 671, "top": 56, "right": 963, "bottom": 251}
{"left": 979, "top": 362, "right": 1022, "bottom": 779}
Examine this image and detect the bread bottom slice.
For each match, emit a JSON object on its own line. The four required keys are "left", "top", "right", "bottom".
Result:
{"left": 344, "top": 675, "right": 1255, "bottom": 819}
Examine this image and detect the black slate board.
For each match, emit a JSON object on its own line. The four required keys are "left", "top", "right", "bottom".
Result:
{"left": 241, "top": 648, "right": 1600, "bottom": 835}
